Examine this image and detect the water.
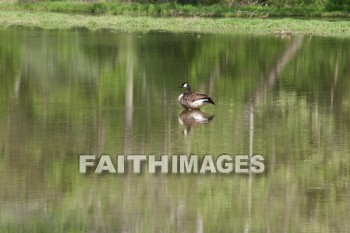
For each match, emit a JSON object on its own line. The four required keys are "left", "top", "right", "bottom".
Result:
{"left": 0, "top": 28, "right": 350, "bottom": 233}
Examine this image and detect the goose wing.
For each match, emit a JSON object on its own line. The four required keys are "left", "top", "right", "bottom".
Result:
{"left": 183, "top": 92, "right": 214, "bottom": 104}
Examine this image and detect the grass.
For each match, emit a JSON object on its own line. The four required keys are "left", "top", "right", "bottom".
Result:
{"left": 1, "top": 2, "right": 350, "bottom": 35}
{"left": 1, "top": 10, "right": 350, "bottom": 36}
{"left": 0, "top": 2, "right": 350, "bottom": 18}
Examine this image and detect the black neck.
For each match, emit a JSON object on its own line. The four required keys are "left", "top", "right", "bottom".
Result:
{"left": 185, "top": 85, "right": 191, "bottom": 92}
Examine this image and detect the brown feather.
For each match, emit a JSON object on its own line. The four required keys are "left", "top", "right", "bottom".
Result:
{"left": 179, "top": 92, "right": 215, "bottom": 110}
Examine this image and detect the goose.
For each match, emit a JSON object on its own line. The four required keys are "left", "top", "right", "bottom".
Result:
{"left": 178, "top": 82, "right": 215, "bottom": 110}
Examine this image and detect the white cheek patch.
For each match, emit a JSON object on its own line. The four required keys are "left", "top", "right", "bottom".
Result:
{"left": 183, "top": 83, "right": 188, "bottom": 88}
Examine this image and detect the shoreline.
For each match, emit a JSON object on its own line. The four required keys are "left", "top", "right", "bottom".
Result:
{"left": 1, "top": 2, "right": 350, "bottom": 18}
{"left": 1, "top": 6, "right": 350, "bottom": 36}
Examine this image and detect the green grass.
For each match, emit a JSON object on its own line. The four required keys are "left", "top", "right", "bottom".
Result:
{"left": 1, "top": 10, "right": 350, "bottom": 36}
{"left": 1, "top": 2, "right": 350, "bottom": 18}
{"left": 1, "top": 2, "right": 350, "bottom": 35}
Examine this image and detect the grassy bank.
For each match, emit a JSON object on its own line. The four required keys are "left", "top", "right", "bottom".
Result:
{"left": 0, "top": 2, "right": 350, "bottom": 18}
{"left": 1, "top": 2, "right": 350, "bottom": 35}
{"left": 1, "top": 10, "right": 350, "bottom": 36}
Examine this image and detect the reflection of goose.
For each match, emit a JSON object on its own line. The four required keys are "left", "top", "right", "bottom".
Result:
{"left": 178, "top": 110, "right": 215, "bottom": 135}
{"left": 178, "top": 82, "right": 215, "bottom": 110}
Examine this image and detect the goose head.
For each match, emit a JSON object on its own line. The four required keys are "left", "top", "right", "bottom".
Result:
{"left": 180, "top": 82, "right": 191, "bottom": 92}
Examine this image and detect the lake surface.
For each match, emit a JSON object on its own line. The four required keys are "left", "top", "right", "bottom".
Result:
{"left": 0, "top": 28, "right": 350, "bottom": 233}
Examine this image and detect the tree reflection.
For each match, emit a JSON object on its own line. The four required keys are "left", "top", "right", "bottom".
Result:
{"left": 0, "top": 30, "right": 350, "bottom": 233}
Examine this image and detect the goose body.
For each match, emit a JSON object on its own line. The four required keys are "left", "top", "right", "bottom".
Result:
{"left": 178, "top": 82, "right": 215, "bottom": 110}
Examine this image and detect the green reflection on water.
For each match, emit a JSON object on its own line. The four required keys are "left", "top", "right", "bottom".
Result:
{"left": 0, "top": 28, "right": 350, "bottom": 233}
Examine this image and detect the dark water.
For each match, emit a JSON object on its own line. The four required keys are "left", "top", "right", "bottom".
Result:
{"left": 0, "top": 28, "right": 350, "bottom": 233}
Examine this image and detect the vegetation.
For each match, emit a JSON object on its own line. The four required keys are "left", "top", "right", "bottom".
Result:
{"left": 1, "top": 11, "right": 350, "bottom": 35}
{"left": 0, "top": 1, "right": 349, "bottom": 232}
{"left": 1, "top": 0, "right": 350, "bottom": 35}
{"left": 0, "top": 1, "right": 350, "bottom": 18}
